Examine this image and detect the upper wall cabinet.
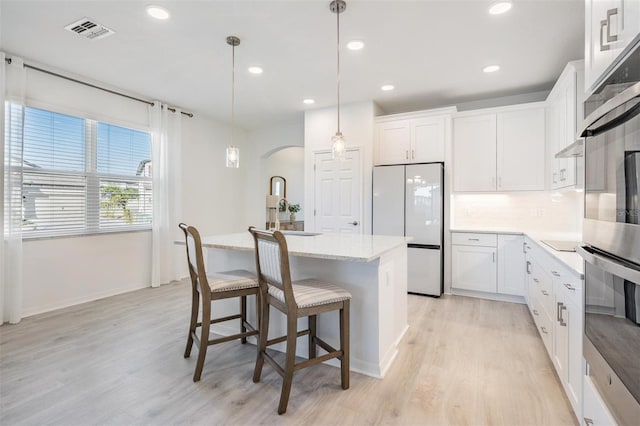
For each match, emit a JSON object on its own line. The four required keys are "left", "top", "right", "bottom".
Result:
{"left": 374, "top": 108, "right": 455, "bottom": 165}
{"left": 585, "top": 0, "right": 640, "bottom": 93}
{"left": 453, "top": 104, "right": 545, "bottom": 192}
{"left": 546, "top": 61, "right": 585, "bottom": 190}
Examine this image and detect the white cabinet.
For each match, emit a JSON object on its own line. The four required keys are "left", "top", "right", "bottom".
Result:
{"left": 375, "top": 109, "right": 453, "bottom": 166}
{"left": 453, "top": 104, "right": 545, "bottom": 192}
{"left": 583, "top": 375, "right": 618, "bottom": 426}
{"left": 451, "top": 233, "right": 497, "bottom": 293}
{"left": 585, "top": 0, "right": 640, "bottom": 92}
{"left": 453, "top": 114, "right": 497, "bottom": 192}
{"left": 547, "top": 61, "right": 584, "bottom": 190}
{"left": 497, "top": 108, "right": 546, "bottom": 191}
{"left": 376, "top": 119, "right": 412, "bottom": 165}
{"left": 524, "top": 237, "right": 584, "bottom": 421}
{"left": 497, "top": 234, "right": 526, "bottom": 296}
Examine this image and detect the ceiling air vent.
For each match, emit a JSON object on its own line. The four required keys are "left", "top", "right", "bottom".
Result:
{"left": 64, "top": 18, "right": 115, "bottom": 40}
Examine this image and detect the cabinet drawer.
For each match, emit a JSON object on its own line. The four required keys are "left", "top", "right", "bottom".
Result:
{"left": 529, "top": 258, "right": 554, "bottom": 318}
{"left": 550, "top": 264, "right": 583, "bottom": 307}
{"left": 451, "top": 232, "right": 497, "bottom": 247}
{"left": 537, "top": 307, "right": 553, "bottom": 356}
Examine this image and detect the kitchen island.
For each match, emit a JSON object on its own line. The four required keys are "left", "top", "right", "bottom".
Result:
{"left": 195, "top": 231, "right": 410, "bottom": 378}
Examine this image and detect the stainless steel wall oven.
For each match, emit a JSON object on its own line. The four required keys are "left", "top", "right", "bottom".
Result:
{"left": 580, "top": 46, "right": 640, "bottom": 425}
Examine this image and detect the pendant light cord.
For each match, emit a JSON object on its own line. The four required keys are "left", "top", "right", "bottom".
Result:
{"left": 336, "top": 6, "right": 341, "bottom": 134}
{"left": 231, "top": 42, "right": 236, "bottom": 145}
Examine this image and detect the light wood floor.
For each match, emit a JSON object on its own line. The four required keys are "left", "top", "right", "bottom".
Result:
{"left": 0, "top": 281, "right": 576, "bottom": 425}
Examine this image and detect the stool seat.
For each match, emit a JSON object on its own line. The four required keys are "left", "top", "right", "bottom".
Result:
{"left": 268, "top": 278, "right": 351, "bottom": 308}
{"left": 207, "top": 270, "right": 258, "bottom": 293}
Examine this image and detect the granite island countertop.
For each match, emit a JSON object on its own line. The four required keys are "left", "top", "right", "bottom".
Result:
{"left": 184, "top": 232, "right": 412, "bottom": 263}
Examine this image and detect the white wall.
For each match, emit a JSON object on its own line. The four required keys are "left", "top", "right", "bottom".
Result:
{"left": 244, "top": 120, "right": 304, "bottom": 229}
{"left": 15, "top": 61, "right": 246, "bottom": 316}
{"left": 304, "top": 101, "right": 377, "bottom": 234}
{"left": 264, "top": 147, "right": 305, "bottom": 222}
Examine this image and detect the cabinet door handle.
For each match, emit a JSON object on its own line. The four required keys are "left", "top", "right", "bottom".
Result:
{"left": 533, "top": 309, "right": 539, "bottom": 316}
{"left": 348, "top": 221, "right": 359, "bottom": 226}
{"left": 541, "top": 290, "right": 549, "bottom": 296}
{"left": 468, "top": 238, "right": 480, "bottom": 241}
{"left": 564, "top": 283, "right": 576, "bottom": 291}
{"left": 584, "top": 418, "right": 594, "bottom": 426}
{"left": 557, "top": 301, "right": 562, "bottom": 322}
{"left": 600, "top": 8, "right": 619, "bottom": 52}
{"left": 600, "top": 18, "right": 611, "bottom": 51}
{"left": 551, "top": 270, "right": 560, "bottom": 277}
{"left": 523, "top": 242, "right": 527, "bottom": 253}
{"left": 559, "top": 304, "right": 567, "bottom": 327}
{"left": 533, "top": 277, "right": 539, "bottom": 283}
{"left": 492, "top": 252, "right": 495, "bottom": 263}
{"left": 412, "top": 149, "right": 415, "bottom": 159}
{"left": 606, "top": 8, "right": 618, "bottom": 43}
{"left": 526, "top": 261, "right": 531, "bottom": 274}
{"left": 541, "top": 326, "right": 548, "bottom": 334}
{"left": 406, "top": 150, "right": 409, "bottom": 160}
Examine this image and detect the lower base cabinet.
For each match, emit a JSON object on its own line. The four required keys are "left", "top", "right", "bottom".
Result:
{"left": 451, "top": 232, "right": 525, "bottom": 297}
{"left": 583, "top": 375, "right": 617, "bottom": 426}
{"left": 525, "top": 237, "right": 584, "bottom": 422}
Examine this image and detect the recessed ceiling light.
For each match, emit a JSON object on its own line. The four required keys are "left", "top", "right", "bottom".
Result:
{"left": 146, "top": 5, "right": 170, "bottom": 20}
{"left": 248, "top": 66, "right": 263, "bottom": 74}
{"left": 381, "top": 84, "right": 395, "bottom": 91}
{"left": 347, "top": 40, "right": 365, "bottom": 50}
{"left": 489, "top": 1, "right": 512, "bottom": 15}
{"left": 303, "top": 99, "right": 315, "bottom": 105}
{"left": 483, "top": 65, "right": 500, "bottom": 73}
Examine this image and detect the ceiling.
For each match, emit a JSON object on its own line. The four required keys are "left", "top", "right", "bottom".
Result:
{"left": 0, "top": 0, "right": 584, "bottom": 129}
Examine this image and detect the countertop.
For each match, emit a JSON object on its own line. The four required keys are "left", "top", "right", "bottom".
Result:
{"left": 191, "top": 232, "right": 411, "bottom": 263}
{"left": 450, "top": 227, "right": 584, "bottom": 277}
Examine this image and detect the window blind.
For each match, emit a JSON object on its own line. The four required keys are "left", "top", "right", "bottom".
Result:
{"left": 20, "top": 106, "right": 152, "bottom": 238}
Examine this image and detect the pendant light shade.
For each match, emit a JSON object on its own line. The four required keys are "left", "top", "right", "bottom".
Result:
{"left": 330, "top": 0, "right": 347, "bottom": 161}
{"left": 226, "top": 35, "right": 240, "bottom": 168}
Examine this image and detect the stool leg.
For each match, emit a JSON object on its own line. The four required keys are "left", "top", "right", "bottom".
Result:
{"left": 340, "top": 300, "right": 350, "bottom": 390}
{"left": 308, "top": 315, "right": 317, "bottom": 359}
{"left": 278, "top": 314, "right": 298, "bottom": 415}
{"left": 253, "top": 295, "right": 269, "bottom": 383}
{"left": 184, "top": 289, "right": 199, "bottom": 358}
{"left": 193, "top": 301, "right": 211, "bottom": 382}
{"left": 241, "top": 295, "right": 248, "bottom": 344}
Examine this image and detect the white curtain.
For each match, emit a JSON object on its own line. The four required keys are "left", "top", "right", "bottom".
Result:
{"left": 150, "top": 102, "right": 182, "bottom": 287}
{"left": 2, "top": 54, "right": 26, "bottom": 324}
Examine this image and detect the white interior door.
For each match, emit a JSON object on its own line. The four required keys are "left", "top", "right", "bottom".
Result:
{"left": 314, "top": 149, "right": 362, "bottom": 234}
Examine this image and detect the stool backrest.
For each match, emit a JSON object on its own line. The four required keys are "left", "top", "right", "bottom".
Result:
{"left": 248, "top": 227, "right": 296, "bottom": 310}
{"left": 178, "top": 223, "right": 210, "bottom": 299}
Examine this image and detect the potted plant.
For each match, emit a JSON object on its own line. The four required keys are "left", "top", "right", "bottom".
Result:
{"left": 287, "top": 203, "right": 301, "bottom": 223}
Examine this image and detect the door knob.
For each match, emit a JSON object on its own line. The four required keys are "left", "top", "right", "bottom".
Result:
{"left": 348, "top": 221, "right": 359, "bottom": 226}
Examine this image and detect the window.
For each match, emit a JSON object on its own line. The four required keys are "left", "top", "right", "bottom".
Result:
{"left": 21, "top": 106, "right": 152, "bottom": 237}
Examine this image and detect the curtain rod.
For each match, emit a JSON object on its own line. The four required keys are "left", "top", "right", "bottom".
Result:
{"left": 4, "top": 57, "right": 194, "bottom": 118}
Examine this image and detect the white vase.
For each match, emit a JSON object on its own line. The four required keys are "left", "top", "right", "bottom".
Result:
{"left": 289, "top": 213, "right": 296, "bottom": 223}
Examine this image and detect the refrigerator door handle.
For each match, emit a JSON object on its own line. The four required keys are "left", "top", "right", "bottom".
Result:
{"left": 408, "top": 243, "right": 441, "bottom": 250}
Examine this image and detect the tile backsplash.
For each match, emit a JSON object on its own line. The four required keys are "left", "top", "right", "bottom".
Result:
{"left": 451, "top": 191, "right": 583, "bottom": 233}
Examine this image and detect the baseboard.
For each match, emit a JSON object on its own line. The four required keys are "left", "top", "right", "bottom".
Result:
{"left": 22, "top": 282, "right": 151, "bottom": 318}
{"left": 450, "top": 288, "right": 526, "bottom": 304}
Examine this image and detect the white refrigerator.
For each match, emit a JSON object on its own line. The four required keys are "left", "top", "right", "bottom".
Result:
{"left": 373, "top": 163, "right": 443, "bottom": 296}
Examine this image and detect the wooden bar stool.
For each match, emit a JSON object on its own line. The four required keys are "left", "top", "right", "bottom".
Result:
{"left": 179, "top": 223, "right": 259, "bottom": 382}
{"left": 248, "top": 226, "right": 351, "bottom": 414}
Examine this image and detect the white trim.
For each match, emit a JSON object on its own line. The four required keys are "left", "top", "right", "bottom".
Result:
{"left": 453, "top": 101, "right": 547, "bottom": 118}
{"left": 449, "top": 288, "right": 526, "bottom": 304}
{"left": 375, "top": 106, "right": 458, "bottom": 123}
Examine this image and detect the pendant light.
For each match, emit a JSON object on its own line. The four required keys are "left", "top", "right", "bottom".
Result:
{"left": 330, "top": 0, "right": 346, "bottom": 161}
{"left": 226, "top": 35, "right": 240, "bottom": 168}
